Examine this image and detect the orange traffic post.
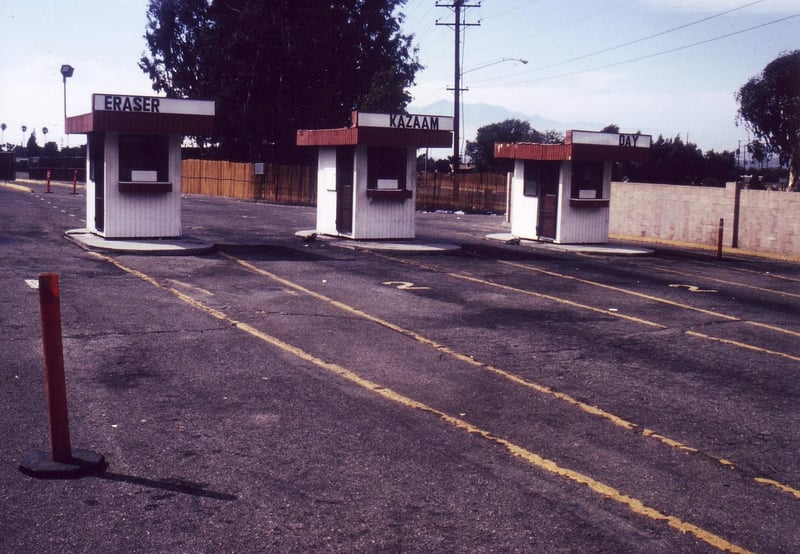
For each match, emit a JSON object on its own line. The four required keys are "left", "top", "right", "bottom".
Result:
{"left": 71, "top": 169, "right": 78, "bottom": 194}
{"left": 45, "top": 169, "right": 52, "bottom": 193}
{"left": 38, "top": 273, "right": 72, "bottom": 461}
{"left": 19, "top": 273, "right": 107, "bottom": 478}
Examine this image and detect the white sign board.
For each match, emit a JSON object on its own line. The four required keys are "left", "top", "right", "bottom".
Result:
{"left": 357, "top": 112, "right": 454, "bottom": 132}
{"left": 93, "top": 94, "right": 215, "bottom": 116}
{"left": 571, "top": 130, "right": 651, "bottom": 149}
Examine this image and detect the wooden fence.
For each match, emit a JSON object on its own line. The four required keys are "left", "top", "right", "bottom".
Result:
{"left": 182, "top": 159, "right": 508, "bottom": 213}
{"left": 182, "top": 159, "right": 317, "bottom": 205}
{"left": 416, "top": 171, "right": 508, "bottom": 213}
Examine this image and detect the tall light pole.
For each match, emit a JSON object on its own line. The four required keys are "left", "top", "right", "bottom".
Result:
{"left": 60, "top": 64, "right": 74, "bottom": 147}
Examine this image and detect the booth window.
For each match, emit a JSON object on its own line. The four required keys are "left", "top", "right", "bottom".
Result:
{"left": 367, "top": 147, "right": 407, "bottom": 190}
{"left": 523, "top": 160, "right": 560, "bottom": 196}
{"left": 118, "top": 134, "right": 169, "bottom": 182}
{"left": 571, "top": 161, "right": 604, "bottom": 199}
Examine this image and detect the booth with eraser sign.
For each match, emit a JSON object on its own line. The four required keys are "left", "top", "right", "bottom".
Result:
{"left": 66, "top": 93, "right": 214, "bottom": 239}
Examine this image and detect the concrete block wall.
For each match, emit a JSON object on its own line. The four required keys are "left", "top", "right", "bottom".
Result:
{"left": 737, "top": 188, "right": 800, "bottom": 255}
{"left": 610, "top": 181, "right": 799, "bottom": 259}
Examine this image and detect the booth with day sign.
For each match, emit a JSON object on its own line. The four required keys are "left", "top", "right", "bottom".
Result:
{"left": 66, "top": 93, "right": 214, "bottom": 239}
{"left": 495, "top": 130, "right": 651, "bottom": 244}
{"left": 297, "top": 111, "right": 452, "bottom": 240}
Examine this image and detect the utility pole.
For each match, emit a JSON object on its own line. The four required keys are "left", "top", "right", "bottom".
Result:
{"left": 437, "top": 1, "right": 480, "bottom": 200}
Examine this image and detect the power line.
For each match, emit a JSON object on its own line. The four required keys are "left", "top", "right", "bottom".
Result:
{"left": 495, "top": 12, "right": 800, "bottom": 86}
{"left": 471, "top": 0, "right": 767, "bottom": 85}
{"left": 503, "top": 0, "right": 635, "bottom": 46}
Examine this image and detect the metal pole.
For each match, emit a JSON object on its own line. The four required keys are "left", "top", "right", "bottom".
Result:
{"left": 452, "top": 1, "right": 461, "bottom": 201}
{"left": 717, "top": 218, "right": 724, "bottom": 259}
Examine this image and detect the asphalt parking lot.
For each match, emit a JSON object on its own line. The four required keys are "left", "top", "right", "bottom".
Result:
{"left": 2, "top": 181, "right": 800, "bottom": 553}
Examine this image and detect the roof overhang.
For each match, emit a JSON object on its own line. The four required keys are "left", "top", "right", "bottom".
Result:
{"left": 66, "top": 93, "right": 215, "bottom": 136}
{"left": 495, "top": 130, "right": 651, "bottom": 163}
{"left": 297, "top": 111, "right": 453, "bottom": 148}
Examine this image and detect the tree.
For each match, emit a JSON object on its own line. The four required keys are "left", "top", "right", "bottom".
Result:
{"left": 464, "top": 119, "right": 563, "bottom": 172}
{"left": 736, "top": 50, "right": 800, "bottom": 191}
{"left": 702, "top": 149, "right": 737, "bottom": 186}
{"left": 746, "top": 139, "right": 772, "bottom": 169}
{"left": 26, "top": 130, "right": 41, "bottom": 157}
{"left": 140, "top": 0, "right": 421, "bottom": 160}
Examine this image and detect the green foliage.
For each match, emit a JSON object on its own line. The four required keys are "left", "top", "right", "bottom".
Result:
{"left": 464, "top": 119, "right": 563, "bottom": 172}
{"left": 614, "top": 134, "right": 738, "bottom": 186}
{"left": 736, "top": 50, "right": 800, "bottom": 190}
{"left": 25, "top": 130, "right": 40, "bottom": 157}
{"left": 140, "top": 0, "right": 421, "bottom": 160}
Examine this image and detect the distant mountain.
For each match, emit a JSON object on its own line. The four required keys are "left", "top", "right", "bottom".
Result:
{"left": 408, "top": 99, "right": 605, "bottom": 146}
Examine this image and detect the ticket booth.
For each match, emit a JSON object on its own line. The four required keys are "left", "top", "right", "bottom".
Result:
{"left": 65, "top": 93, "right": 214, "bottom": 239}
{"left": 297, "top": 112, "right": 452, "bottom": 240}
{"left": 495, "top": 130, "right": 650, "bottom": 244}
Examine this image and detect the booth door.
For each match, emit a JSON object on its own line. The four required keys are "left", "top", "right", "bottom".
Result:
{"left": 336, "top": 147, "right": 354, "bottom": 234}
{"left": 538, "top": 182, "right": 558, "bottom": 240}
{"left": 89, "top": 134, "right": 105, "bottom": 232}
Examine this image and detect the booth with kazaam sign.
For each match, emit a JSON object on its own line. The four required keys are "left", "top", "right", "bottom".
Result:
{"left": 297, "top": 111, "right": 453, "bottom": 240}
{"left": 66, "top": 93, "right": 214, "bottom": 239}
{"left": 495, "top": 130, "right": 651, "bottom": 244}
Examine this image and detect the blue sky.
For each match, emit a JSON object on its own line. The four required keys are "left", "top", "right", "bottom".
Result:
{"left": 401, "top": 0, "right": 799, "bottom": 154}
{"left": 1, "top": 0, "right": 797, "bottom": 154}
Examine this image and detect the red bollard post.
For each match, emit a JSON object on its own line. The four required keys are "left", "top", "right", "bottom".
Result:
{"left": 19, "top": 273, "right": 107, "bottom": 478}
{"left": 71, "top": 169, "right": 78, "bottom": 195}
{"left": 45, "top": 169, "right": 52, "bottom": 193}
{"left": 38, "top": 273, "right": 72, "bottom": 462}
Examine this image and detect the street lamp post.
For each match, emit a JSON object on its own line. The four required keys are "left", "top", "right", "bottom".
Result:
{"left": 457, "top": 57, "right": 528, "bottom": 165}
{"left": 60, "top": 65, "right": 74, "bottom": 147}
{"left": 461, "top": 57, "right": 528, "bottom": 75}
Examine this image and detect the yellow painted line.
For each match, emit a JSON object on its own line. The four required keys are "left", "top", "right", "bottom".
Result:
{"left": 609, "top": 233, "right": 800, "bottom": 265}
{"left": 642, "top": 429, "right": 699, "bottom": 454}
{"left": 94, "top": 252, "right": 751, "bottom": 554}
{"left": 496, "top": 259, "right": 800, "bottom": 342}
{"left": 376, "top": 255, "right": 667, "bottom": 329}
{"left": 754, "top": 478, "right": 800, "bottom": 500}
{"left": 498, "top": 258, "right": 740, "bottom": 321}
{"left": 361, "top": 252, "right": 800, "bottom": 496}
{"left": 0, "top": 182, "right": 34, "bottom": 193}
{"left": 221, "top": 252, "right": 638, "bottom": 431}
{"left": 225, "top": 252, "right": 800, "bottom": 507}
{"left": 650, "top": 264, "right": 800, "bottom": 300}
{"left": 685, "top": 331, "right": 800, "bottom": 363}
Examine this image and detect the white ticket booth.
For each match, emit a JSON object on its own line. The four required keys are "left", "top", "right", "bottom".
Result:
{"left": 495, "top": 130, "right": 651, "bottom": 244}
{"left": 297, "top": 111, "right": 452, "bottom": 240}
{"left": 65, "top": 93, "right": 214, "bottom": 239}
